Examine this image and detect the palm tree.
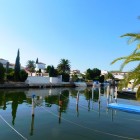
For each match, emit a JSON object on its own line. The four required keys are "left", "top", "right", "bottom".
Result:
{"left": 111, "top": 32, "right": 140, "bottom": 90}
{"left": 26, "top": 60, "right": 35, "bottom": 76}
{"left": 111, "top": 45, "right": 140, "bottom": 71}
{"left": 57, "top": 59, "right": 70, "bottom": 74}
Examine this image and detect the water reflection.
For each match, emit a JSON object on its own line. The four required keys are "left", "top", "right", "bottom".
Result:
{"left": 0, "top": 86, "right": 140, "bottom": 139}
{"left": 0, "top": 90, "right": 26, "bottom": 125}
{"left": 0, "top": 86, "right": 113, "bottom": 121}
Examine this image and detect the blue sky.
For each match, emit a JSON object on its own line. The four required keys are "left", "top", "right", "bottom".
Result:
{"left": 0, "top": 0, "right": 140, "bottom": 72}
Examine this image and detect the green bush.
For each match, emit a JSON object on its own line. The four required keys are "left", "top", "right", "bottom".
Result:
{"left": 0, "top": 63, "right": 5, "bottom": 83}
{"left": 71, "top": 74, "right": 78, "bottom": 82}
{"left": 19, "top": 70, "right": 28, "bottom": 82}
{"left": 49, "top": 66, "right": 58, "bottom": 77}
{"left": 62, "top": 73, "right": 70, "bottom": 82}
{"left": 7, "top": 71, "right": 15, "bottom": 81}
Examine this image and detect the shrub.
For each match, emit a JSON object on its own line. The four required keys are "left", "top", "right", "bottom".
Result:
{"left": 62, "top": 73, "right": 70, "bottom": 82}
{"left": 0, "top": 63, "right": 5, "bottom": 83}
{"left": 19, "top": 70, "right": 28, "bottom": 82}
{"left": 7, "top": 71, "right": 15, "bottom": 81}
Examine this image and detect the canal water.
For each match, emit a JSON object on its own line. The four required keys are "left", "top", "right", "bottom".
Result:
{"left": 0, "top": 86, "right": 140, "bottom": 140}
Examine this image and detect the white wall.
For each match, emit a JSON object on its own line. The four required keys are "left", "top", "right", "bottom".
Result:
{"left": 50, "top": 77, "right": 59, "bottom": 83}
{"left": 25, "top": 76, "right": 62, "bottom": 85}
{"left": 25, "top": 76, "right": 50, "bottom": 85}
{"left": 50, "top": 75, "right": 62, "bottom": 83}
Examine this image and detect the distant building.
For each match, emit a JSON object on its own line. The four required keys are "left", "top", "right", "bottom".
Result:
{"left": 9, "top": 63, "right": 15, "bottom": 69}
{"left": 111, "top": 71, "right": 128, "bottom": 80}
{"left": 101, "top": 70, "right": 108, "bottom": 75}
{"left": 0, "top": 58, "right": 24, "bottom": 69}
{"left": 70, "top": 69, "right": 84, "bottom": 81}
{"left": 70, "top": 69, "right": 80, "bottom": 75}
{"left": 0, "top": 58, "right": 8, "bottom": 68}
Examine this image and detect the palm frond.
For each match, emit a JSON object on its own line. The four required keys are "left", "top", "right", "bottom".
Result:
{"left": 110, "top": 56, "right": 127, "bottom": 65}
{"left": 118, "top": 64, "right": 140, "bottom": 90}
{"left": 121, "top": 33, "right": 140, "bottom": 44}
{"left": 119, "top": 52, "right": 140, "bottom": 70}
{"left": 114, "top": 32, "right": 140, "bottom": 90}
{"left": 132, "top": 44, "right": 140, "bottom": 54}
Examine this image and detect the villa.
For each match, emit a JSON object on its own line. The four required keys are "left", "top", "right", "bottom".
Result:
{"left": 0, "top": 58, "right": 24, "bottom": 69}
{"left": 111, "top": 71, "right": 128, "bottom": 80}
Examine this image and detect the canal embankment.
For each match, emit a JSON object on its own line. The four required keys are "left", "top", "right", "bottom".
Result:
{"left": 0, "top": 82, "right": 93, "bottom": 89}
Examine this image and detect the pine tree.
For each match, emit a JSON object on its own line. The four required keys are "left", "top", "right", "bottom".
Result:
{"left": 14, "top": 49, "right": 20, "bottom": 81}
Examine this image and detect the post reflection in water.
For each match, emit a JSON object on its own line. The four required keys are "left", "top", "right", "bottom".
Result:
{"left": 98, "top": 87, "right": 101, "bottom": 117}
{"left": 30, "top": 115, "right": 35, "bottom": 136}
{"left": 31, "top": 95, "right": 35, "bottom": 116}
{"left": 3, "top": 94, "right": 7, "bottom": 110}
{"left": 114, "top": 86, "right": 118, "bottom": 103}
{"left": 106, "top": 85, "right": 110, "bottom": 105}
{"left": 88, "top": 89, "right": 90, "bottom": 112}
{"left": 110, "top": 87, "right": 114, "bottom": 103}
{"left": 91, "top": 87, "right": 101, "bottom": 117}
{"left": 76, "top": 91, "right": 79, "bottom": 117}
{"left": 30, "top": 94, "right": 35, "bottom": 136}
{"left": 58, "top": 91, "right": 62, "bottom": 124}
{"left": 92, "top": 87, "right": 94, "bottom": 110}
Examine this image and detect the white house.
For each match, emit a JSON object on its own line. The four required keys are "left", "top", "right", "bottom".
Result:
{"left": 35, "top": 62, "right": 46, "bottom": 73}
{"left": 0, "top": 58, "right": 8, "bottom": 68}
{"left": 101, "top": 70, "right": 108, "bottom": 75}
{"left": 0, "top": 58, "right": 24, "bottom": 69}
{"left": 111, "top": 72, "right": 128, "bottom": 80}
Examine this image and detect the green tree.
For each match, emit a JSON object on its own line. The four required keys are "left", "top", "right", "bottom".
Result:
{"left": 92, "top": 68, "right": 101, "bottom": 81}
{"left": 45, "top": 65, "right": 52, "bottom": 73}
{"left": 57, "top": 59, "right": 70, "bottom": 74}
{"left": 85, "top": 68, "right": 93, "bottom": 80}
{"left": 85, "top": 68, "right": 101, "bottom": 81}
{"left": 111, "top": 33, "right": 140, "bottom": 89}
{"left": 104, "top": 72, "right": 114, "bottom": 80}
{"left": 14, "top": 49, "right": 20, "bottom": 81}
{"left": 57, "top": 59, "right": 70, "bottom": 82}
{"left": 71, "top": 74, "right": 78, "bottom": 82}
{"left": 49, "top": 66, "right": 58, "bottom": 77}
{"left": 26, "top": 60, "right": 35, "bottom": 76}
{"left": 0, "top": 63, "right": 5, "bottom": 83}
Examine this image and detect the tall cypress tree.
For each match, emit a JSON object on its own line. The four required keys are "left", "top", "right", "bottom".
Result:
{"left": 14, "top": 49, "right": 20, "bottom": 81}
{"left": 36, "top": 58, "right": 38, "bottom": 64}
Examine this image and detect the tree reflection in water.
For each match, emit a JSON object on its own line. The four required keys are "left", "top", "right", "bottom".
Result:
{"left": 0, "top": 90, "right": 26, "bottom": 125}
{"left": 44, "top": 89, "right": 69, "bottom": 124}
